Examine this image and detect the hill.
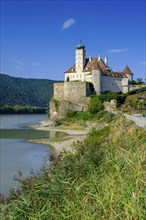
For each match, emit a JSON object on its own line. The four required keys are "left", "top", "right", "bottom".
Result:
{"left": 0, "top": 73, "right": 58, "bottom": 107}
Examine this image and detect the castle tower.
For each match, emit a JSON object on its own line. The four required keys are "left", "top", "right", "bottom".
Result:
{"left": 123, "top": 65, "right": 133, "bottom": 81}
{"left": 75, "top": 41, "right": 86, "bottom": 73}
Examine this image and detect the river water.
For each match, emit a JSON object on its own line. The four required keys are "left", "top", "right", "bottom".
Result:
{"left": 0, "top": 114, "right": 63, "bottom": 197}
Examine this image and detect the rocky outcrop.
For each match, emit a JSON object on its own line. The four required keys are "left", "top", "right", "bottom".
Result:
{"left": 104, "top": 100, "right": 117, "bottom": 111}
{"left": 50, "top": 81, "right": 93, "bottom": 120}
{"left": 49, "top": 98, "right": 89, "bottom": 120}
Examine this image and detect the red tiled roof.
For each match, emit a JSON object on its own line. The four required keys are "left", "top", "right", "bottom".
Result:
{"left": 123, "top": 65, "right": 133, "bottom": 75}
{"left": 64, "top": 64, "right": 76, "bottom": 73}
{"left": 65, "top": 58, "right": 127, "bottom": 78}
{"left": 103, "top": 71, "right": 126, "bottom": 78}
{"left": 83, "top": 58, "right": 102, "bottom": 72}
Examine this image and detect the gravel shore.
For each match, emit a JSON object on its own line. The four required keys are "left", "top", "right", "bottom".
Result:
{"left": 29, "top": 120, "right": 89, "bottom": 155}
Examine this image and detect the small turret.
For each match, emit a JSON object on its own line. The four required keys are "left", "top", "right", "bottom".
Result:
{"left": 98, "top": 54, "right": 101, "bottom": 61}
{"left": 76, "top": 41, "right": 85, "bottom": 50}
{"left": 104, "top": 57, "right": 108, "bottom": 66}
{"left": 123, "top": 65, "right": 133, "bottom": 81}
{"left": 89, "top": 55, "right": 92, "bottom": 62}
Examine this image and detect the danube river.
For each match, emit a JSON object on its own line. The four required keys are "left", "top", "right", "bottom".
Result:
{"left": 0, "top": 114, "right": 61, "bottom": 197}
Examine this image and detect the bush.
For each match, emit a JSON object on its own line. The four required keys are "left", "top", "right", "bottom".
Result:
{"left": 102, "top": 111, "right": 114, "bottom": 123}
{"left": 98, "top": 92, "right": 126, "bottom": 107}
{"left": 88, "top": 96, "right": 104, "bottom": 114}
{"left": 66, "top": 110, "right": 77, "bottom": 118}
{"left": 55, "top": 119, "right": 64, "bottom": 126}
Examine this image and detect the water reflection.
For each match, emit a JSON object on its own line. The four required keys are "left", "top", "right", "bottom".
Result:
{"left": 0, "top": 114, "right": 67, "bottom": 197}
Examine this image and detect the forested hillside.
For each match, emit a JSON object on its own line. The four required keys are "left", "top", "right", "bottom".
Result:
{"left": 0, "top": 73, "right": 57, "bottom": 107}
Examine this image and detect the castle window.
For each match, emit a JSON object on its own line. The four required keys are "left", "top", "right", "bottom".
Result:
{"left": 77, "top": 74, "right": 78, "bottom": 78}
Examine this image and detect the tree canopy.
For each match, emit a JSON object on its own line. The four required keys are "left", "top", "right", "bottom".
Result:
{"left": 0, "top": 73, "right": 59, "bottom": 107}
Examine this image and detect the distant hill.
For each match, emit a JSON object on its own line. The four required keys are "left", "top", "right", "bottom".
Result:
{"left": 0, "top": 73, "right": 59, "bottom": 107}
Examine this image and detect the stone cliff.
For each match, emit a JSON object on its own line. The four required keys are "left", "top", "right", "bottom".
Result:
{"left": 49, "top": 81, "right": 93, "bottom": 120}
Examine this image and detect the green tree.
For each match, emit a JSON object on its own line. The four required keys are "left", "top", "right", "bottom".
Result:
{"left": 137, "top": 78, "right": 142, "bottom": 83}
{"left": 14, "top": 105, "right": 21, "bottom": 113}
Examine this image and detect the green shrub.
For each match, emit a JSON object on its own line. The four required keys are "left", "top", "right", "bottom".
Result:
{"left": 66, "top": 110, "right": 77, "bottom": 118}
{"left": 98, "top": 92, "right": 126, "bottom": 107}
{"left": 62, "top": 110, "right": 114, "bottom": 124}
{"left": 102, "top": 111, "right": 114, "bottom": 123}
{"left": 55, "top": 119, "right": 64, "bottom": 126}
{"left": 51, "top": 98, "right": 59, "bottom": 112}
{"left": 123, "top": 92, "right": 145, "bottom": 110}
{"left": 88, "top": 96, "right": 104, "bottom": 114}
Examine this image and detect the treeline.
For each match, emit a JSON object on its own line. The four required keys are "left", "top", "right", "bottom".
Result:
{"left": 0, "top": 73, "right": 58, "bottom": 107}
{"left": 130, "top": 78, "right": 145, "bottom": 85}
{"left": 0, "top": 104, "right": 48, "bottom": 114}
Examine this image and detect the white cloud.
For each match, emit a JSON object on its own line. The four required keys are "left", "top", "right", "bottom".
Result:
{"left": 62, "top": 18, "right": 75, "bottom": 30}
{"left": 32, "top": 62, "right": 39, "bottom": 67}
{"left": 108, "top": 48, "right": 128, "bottom": 53}
{"left": 13, "top": 59, "right": 24, "bottom": 70}
{"left": 14, "top": 65, "right": 23, "bottom": 70}
{"left": 13, "top": 59, "right": 24, "bottom": 65}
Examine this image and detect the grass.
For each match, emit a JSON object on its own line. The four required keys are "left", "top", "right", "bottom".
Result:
{"left": 54, "top": 123, "right": 86, "bottom": 130}
{"left": 1, "top": 115, "right": 145, "bottom": 219}
{"left": 55, "top": 110, "right": 115, "bottom": 127}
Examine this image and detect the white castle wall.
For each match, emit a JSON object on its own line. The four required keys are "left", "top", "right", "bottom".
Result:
{"left": 65, "top": 71, "right": 91, "bottom": 82}
{"left": 92, "top": 70, "right": 101, "bottom": 94}
{"left": 65, "top": 72, "right": 129, "bottom": 94}
{"left": 101, "top": 76, "right": 128, "bottom": 93}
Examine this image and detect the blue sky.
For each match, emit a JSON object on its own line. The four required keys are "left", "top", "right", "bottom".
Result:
{"left": 1, "top": 0, "right": 146, "bottom": 81}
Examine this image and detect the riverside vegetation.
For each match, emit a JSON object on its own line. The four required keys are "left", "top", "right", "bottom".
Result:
{"left": 0, "top": 105, "right": 48, "bottom": 114}
{"left": 0, "top": 91, "right": 146, "bottom": 219}
{"left": 0, "top": 116, "right": 145, "bottom": 219}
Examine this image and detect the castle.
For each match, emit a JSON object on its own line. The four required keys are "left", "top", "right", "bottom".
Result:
{"left": 50, "top": 42, "right": 134, "bottom": 119}
{"left": 64, "top": 41, "right": 133, "bottom": 94}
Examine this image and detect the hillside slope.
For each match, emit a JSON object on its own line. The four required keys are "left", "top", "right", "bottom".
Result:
{"left": 0, "top": 73, "right": 58, "bottom": 107}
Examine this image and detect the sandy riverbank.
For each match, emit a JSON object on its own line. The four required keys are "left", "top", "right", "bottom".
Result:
{"left": 29, "top": 120, "right": 89, "bottom": 155}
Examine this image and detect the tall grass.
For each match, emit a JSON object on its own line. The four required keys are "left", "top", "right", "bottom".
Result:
{"left": 1, "top": 116, "right": 145, "bottom": 219}
{"left": 56, "top": 110, "right": 115, "bottom": 126}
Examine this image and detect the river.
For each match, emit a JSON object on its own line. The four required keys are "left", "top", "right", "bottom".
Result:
{"left": 0, "top": 114, "right": 63, "bottom": 197}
